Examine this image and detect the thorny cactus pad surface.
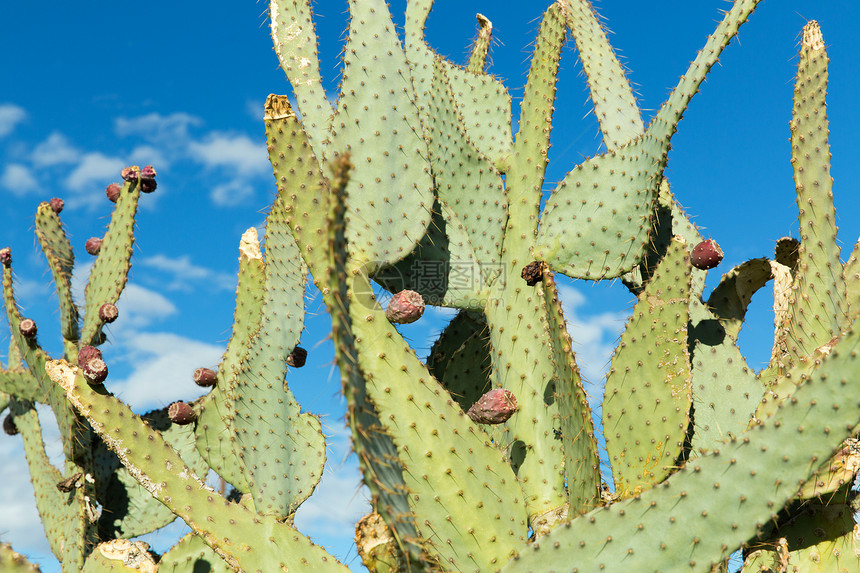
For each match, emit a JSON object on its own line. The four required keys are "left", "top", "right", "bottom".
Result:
{"left": 2, "top": 3, "right": 860, "bottom": 573}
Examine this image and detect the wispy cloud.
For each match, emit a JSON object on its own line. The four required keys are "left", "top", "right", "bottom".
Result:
{"left": 67, "top": 152, "right": 126, "bottom": 192}
{"left": 0, "top": 104, "right": 27, "bottom": 138}
{"left": 139, "top": 254, "right": 236, "bottom": 292}
{"left": 114, "top": 112, "right": 202, "bottom": 145}
{"left": 0, "top": 163, "right": 38, "bottom": 196}
{"left": 210, "top": 179, "right": 257, "bottom": 207}
{"left": 114, "top": 283, "right": 178, "bottom": 329}
{"left": 31, "top": 132, "right": 79, "bottom": 167}
{"left": 188, "top": 133, "right": 270, "bottom": 177}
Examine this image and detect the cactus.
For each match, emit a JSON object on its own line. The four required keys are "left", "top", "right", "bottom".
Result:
{"left": 1, "top": 1, "right": 859, "bottom": 572}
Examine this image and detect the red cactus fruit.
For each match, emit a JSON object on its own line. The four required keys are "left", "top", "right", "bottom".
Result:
{"left": 83, "top": 358, "right": 109, "bottom": 385}
{"left": 0, "top": 247, "right": 10, "bottom": 267}
{"left": 85, "top": 237, "right": 103, "bottom": 256}
{"left": 78, "top": 345, "right": 102, "bottom": 368}
{"left": 3, "top": 414, "right": 18, "bottom": 436}
{"left": 466, "top": 388, "right": 518, "bottom": 425}
{"left": 99, "top": 303, "right": 119, "bottom": 323}
{"left": 105, "top": 183, "right": 122, "bottom": 203}
{"left": 193, "top": 367, "right": 217, "bottom": 388}
{"left": 287, "top": 346, "right": 307, "bottom": 368}
{"left": 139, "top": 165, "right": 157, "bottom": 179}
{"left": 385, "top": 290, "right": 425, "bottom": 324}
{"left": 49, "top": 198, "right": 64, "bottom": 214}
{"left": 690, "top": 239, "right": 724, "bottom": 270}
{"left": 19, "top": 318, "right": 37, "bottom": 339}
{"left": 168, "top": 401, "right": 196, "bottom": 425}
{"left": 139, "top": 165, "right": 157, "bottom": 193}
{"left": 121, "top": 166, "right": 138, "bottom": 181}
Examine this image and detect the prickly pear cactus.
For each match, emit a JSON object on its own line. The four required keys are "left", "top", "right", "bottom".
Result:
{"left": 1, "top": 1, "right": 859, "bottom": 572}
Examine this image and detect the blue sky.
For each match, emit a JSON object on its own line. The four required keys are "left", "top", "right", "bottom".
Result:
{"left": 1, "top": 1, "right": 859, "bottom": 570}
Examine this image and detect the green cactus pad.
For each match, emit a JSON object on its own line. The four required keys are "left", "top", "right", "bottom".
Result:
{"left": 842, "top": 238, "right": 860, "bottom": 327}
{"left": 82, "top": 174, "right": 141, "bottom": 347}
{"left": 502, "top": 318, "right": 860, "bottom": 572}
{"left": 46, "top": 360, "right": 349, "bottom": 573}
{"left": 744, "top": 502, "right": 860, "bottom": 572}
{"left": 0, "top": 369, "right": 39, "bottom": 403}
{"left": 427, "top": 57, "right": 507, "bottom": 275}
{"left": 349, "top": 271, "right": 528, "bottom": 570}
{"left": 269, "top": 0, "right": 331, "bottom": 150}
{"left": 784, "top": 21, "right": 847, "bottom": 365}
{"left": 688, "top": 298, "right": 763, "bottom": 453}
{"left": 331, "top": 0, "right": 433, "bottom": 272}
{"left": 264, "top": 94, "right": 331, "bottom": 285}
{"left": 542, "top": 270, "right": 601, "bottom": 516}
{"left": 231, "top": 195, "right": 325, "bottom": 518}
{"left": 195, "top": 228, "right": 264, "bottom": 492}
{"left": 159, "top": 532, "right": 232, "bottom": 573}
{"left": 0, "top": 543, "right": 41, "bottom": 572}
{"left": 564, "top": 0, "right": 644, "bottom": 150}
{"left": 98, "top": 403, "right": 211, "bottom": 539}
{"left": 80, "top": 539, "right": 158, "bottom": 572}
{"left": 404, "top": 0, "right": 513, "bottom": 170}
{"left": 34, "top": 202, "right": 79, "bottom": 348}
{"left": 466, "top": 14, "right": 492, "bottom": 74}
{"left": 603, "top": 237, "right": 692, "bottom": 496}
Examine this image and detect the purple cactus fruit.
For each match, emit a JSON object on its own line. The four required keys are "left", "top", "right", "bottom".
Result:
{"left": 168, "top": 401, "right": 197, "bottom": 425}
{"left": 85, "top": 237, "right": 102, "bottom": 256}
{"left": 19, "top": 318, "right": 37, "bottom": 339}
{"left": 83, "top": 358, "right": 109, "bottom": 385}
{"left": 466, "top": 388, "right": 518, "bottom": 425}
{"left": 120, "top": 166, "right": 139, "bottom": 182}
{"left": 521, "top": 261, "right": 545, "bottom": 287}
{"left": 0, "top": 247, "right": 10, "bottom": 267}
{"left": 139, "top": 165, "right": 157, "bottom": 179}
{"left": 49, "top": 198, "right": 65, "bottom": 214}
{"left": 385, "top": 290, "right": 425, "bottom": 324}
{"left": 193, "top": 367, "right": 217, "bottom": 388}
{"left": 99, "top": 303, "right": 118, "bottom": 323}
{"left": 78, "top": 345, "right": 102, "bottom": 368}
{"left": 106, "top": 183, "right": 122, "bottom": 203}
{"left": 690, "top": 239, "right": 724, "bottom": 270}
{"left": 3, "top": 414, "right": 18, "bottom": 436}
{"left": 287, "top": 346, "right": 307, "bottom": 368}
{"left": 139, "top": 178, "right": 157, "bottom": 193}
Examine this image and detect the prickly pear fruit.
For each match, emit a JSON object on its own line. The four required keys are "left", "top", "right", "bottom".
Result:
{"left": 521, "top": 261, "right": 546, "bottom": 286}
{"left": 99, "top": 303, "right": 118, "bottom": 323}
{"left": 385, "top": 290, "right": 425, "bottom": 324}
{"left": 83, "top": 358, "right": 109, "bottom": 385}
{"left": 0, "top": 247, "right": 10, "bottom": 267}
{"left": 19, "top": 319, "right": 37, "bottom": 339}
{"left": 193, "top": 367, "right": 217, "bottom": 388}
{"left": 85, "top": 238, "right": 102, "bottom": 256}
{"left": 466, "top": 388, "right": 518, "bottom": 424}
{"left": 105, "top": 183, "right": 121, "bottom": 203}
{"left": 168, "top": 401, "right": 196, "bottom": 425}
{"left": 3, "top": 414, "right": 18, "bottom": 436}
{"left": 49, "top": 198, "right": 64, "bottom": 214}
{"left": 287, "top": 346, "right": 307, "bottom": 368}
{"left": 690, "top": 239, "right": 724, "bottom": 270}
{"left": 120, "top": 166, "right": 138, "bottom": 182}
{"left": 139, "top": 165, "right": 157, "bottom": 193}
{"left": 78, "top": 346, "right": 102, "bottom": 367}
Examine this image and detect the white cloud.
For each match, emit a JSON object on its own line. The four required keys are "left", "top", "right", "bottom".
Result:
{"left": 31, "top": 132, "right": 80, "bottom": 167}
{"left": 0, "top": 104, "right": 26, "bottom": 138}
{"left": 114, "top": 284, "right": 178, "bottom": 329}
{"left": 114, "top": 112, "right": 202, "bottom": 144}
{"left": 66, "top": 152, "right": 125, "bottom": 192}
{"left": 128, "top": 144, "right": 170, "bottom": 170}
{"left": 210, "top": 178, "right": 256, "bottom": 207}
{"left": 0, "top": 164, "right": 38, "bottom": 196}
{"left": 139, "top": 254, "right": 236, "bottom": 292}
{"left": 107, "top": 332, "right": 223, "bottom": 412}
{"left": 188, "top": 133, "right": 270, "bottom": 177}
